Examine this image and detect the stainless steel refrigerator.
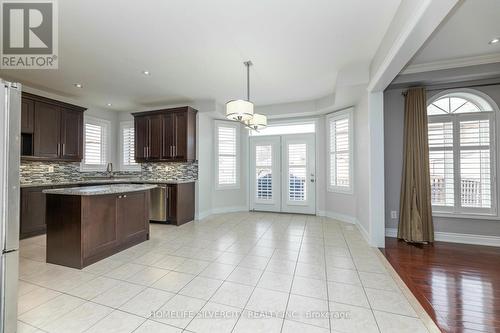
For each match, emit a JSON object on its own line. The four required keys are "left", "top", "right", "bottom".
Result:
{"left": 0, "top": 79, "right": 21, "bottom": 333}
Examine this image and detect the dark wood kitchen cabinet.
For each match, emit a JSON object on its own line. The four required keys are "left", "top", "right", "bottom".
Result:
{"left": 134, "top": 114, "right": 163, "bottom": 160}
{"left": 21, "top": 98, "right": 34, "bottom": 133}
{"left": 20, "top": 184, "right": 80, "bottom": 239}
{"left": 20, "top": 186, "right": 49, "bottom": 239}
{"left": 133, "top": 106, "right": 197, "bottom": 162}
{"left": 21, "top": 93, "right": 86, "bottom": 161}
{"left": 166, "top": 182, "right": 195, "bottom": 226}
{"left": 46, "top": 190, "right": 150, "bottom": 269}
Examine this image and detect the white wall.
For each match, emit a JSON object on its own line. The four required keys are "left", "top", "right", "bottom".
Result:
{"left": 195, "top": 112, "right": 214, "bottom": 219}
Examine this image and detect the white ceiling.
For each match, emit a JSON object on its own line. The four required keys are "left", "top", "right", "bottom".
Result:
{"left": 408, "top": 0, "right": 500, "bottom": 66}
{"left": 0, "top": 0, "right": 400, "bottom": 111}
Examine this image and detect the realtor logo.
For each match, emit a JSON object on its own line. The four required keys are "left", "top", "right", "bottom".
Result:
{"left": 1, "top": 0, "right": 58, "bottom": 69}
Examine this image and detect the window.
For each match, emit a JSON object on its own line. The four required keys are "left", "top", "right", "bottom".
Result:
{"left": 215, "top": 121, "right": 240, "bottom": 189}
{"left": 327, "top": 109, "right": 353, "bottom": 193}
{"left": 427, "top": 90, "right": 497, "bottom": 216}
{"left": 120, "top": 121, "right": 139, "bottom": 171}
{"left": 81, "top": 116, "right": 109, "bottom": 171}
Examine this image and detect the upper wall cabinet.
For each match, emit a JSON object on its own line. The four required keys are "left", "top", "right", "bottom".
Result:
{"left": 132, "top": 106, "right": 197, "bottom": 163}
{"left": 21, "top": 93, "right": 86, "bottom": 162}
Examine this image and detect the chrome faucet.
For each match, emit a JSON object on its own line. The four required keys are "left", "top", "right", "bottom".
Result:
{"left": 106, "top": 162, "right": 113, "bottom": 177}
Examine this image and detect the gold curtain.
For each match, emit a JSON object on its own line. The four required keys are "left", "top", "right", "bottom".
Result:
{"left": 398, "top": 87, "right": 434, "bottom": 243}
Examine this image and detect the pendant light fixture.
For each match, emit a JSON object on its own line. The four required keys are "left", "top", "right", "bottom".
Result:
{"left": 226, "top": 60, "right": 267, "bottom": 131}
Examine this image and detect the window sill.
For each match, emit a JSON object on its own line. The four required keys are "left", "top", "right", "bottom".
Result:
{"left": 433, "top": 212, "right": 500, "bottom": 221}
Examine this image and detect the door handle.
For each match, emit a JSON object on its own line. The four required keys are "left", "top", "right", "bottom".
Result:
{"left": 62, "top": 143, "right": 65, "bottom": 155}
{"left": 143, "top": 147, "right": 146, "bottom": 158}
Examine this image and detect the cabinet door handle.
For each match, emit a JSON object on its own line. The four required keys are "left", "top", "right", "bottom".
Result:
{"left": 62, "top": 143, "right": 65, "bottom": 155}
{"left": 123, "top": 195, "right": 127, "bottom": 198}
{"left": 143, "top": 147, "right": 146, "bottom": 158}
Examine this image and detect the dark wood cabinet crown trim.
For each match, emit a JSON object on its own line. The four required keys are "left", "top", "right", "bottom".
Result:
{"left": 22, "top": 92, "right": 87, "bottom": 112}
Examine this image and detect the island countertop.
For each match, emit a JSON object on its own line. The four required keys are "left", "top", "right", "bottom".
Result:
{"left": 42, "top": 184, "right": 157, "bottom": 196}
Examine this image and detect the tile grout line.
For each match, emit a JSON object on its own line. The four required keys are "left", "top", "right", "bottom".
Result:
{"left": 278, "top": 214, "right": 306, "bottom": 333}
{"left": 339, "top": 222, "right": 383, "bottom": 333}
{"left": 20, "top": 212, "right": 254, "bottom": 332}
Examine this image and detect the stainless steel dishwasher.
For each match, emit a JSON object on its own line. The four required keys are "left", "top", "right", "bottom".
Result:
{"left": 150, "top": 185, "right": 168, "bottom": 222}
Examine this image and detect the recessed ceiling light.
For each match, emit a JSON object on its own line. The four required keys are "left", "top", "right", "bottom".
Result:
{"left": 106, "top": 103, "right": 113, "bottom": 107}
{"left": 489, "top": 38, "right": 499, "bottom": 45}
{"left": 73, "top": 83, "right": 83, "bottom": 88}
{"left": 142, "top": 70, "right": 151, "bottom": 76}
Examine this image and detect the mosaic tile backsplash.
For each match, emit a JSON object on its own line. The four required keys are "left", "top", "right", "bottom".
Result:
{"left": 20, "top": 161, "right": 198, "bottom": 185}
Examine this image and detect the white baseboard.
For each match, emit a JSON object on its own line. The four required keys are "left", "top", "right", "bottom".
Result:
{"left": 318, "top": 210, "right": 372, "bottom": 245}
{"left": 318, "top": 210, "right": 357, "bottom": 224}
{"left": 356, "top": 222, "right": 371, "bottom": 245}
{"left": 196, "top": 206, "right": 248, "bottom": 220}
{"left": 385, "top": 228, "right": 500, "bottom": 247}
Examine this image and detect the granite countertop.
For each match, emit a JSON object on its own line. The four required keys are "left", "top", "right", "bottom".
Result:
{"left": 43, "top": 184, "right": 158, "bottom": 196}
{"left": 21, "top": 178, "right": 196, "bottom": 188}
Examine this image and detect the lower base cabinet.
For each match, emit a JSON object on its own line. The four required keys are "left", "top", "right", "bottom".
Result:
{"left": 166, "top": 183, "right": 195, "bottom": 226}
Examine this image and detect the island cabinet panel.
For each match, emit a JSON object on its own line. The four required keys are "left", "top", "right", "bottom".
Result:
{"left": 133, "top": 106, "right": 197, "bottom": 162}
{"left": 22, "top": 92, "right": 86, "bottom": 161}
{"left": 118, "top": 192, "right": 149, "bottom": 244}
{"left": 46, "top": 191, "right": 150, "bottom": 269}
{"left": 82, "top": 195, "right": 119, "bottom": 260}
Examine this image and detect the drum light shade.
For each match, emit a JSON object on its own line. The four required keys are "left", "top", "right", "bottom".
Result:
{"left": 226, "top": 99, "right": 254, "bottom": 122}
{"left": 247, "top": 113, "right": 267, "bottom": 130}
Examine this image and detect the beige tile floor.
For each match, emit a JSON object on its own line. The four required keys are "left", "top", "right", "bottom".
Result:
{"left": 17, "top": 212, "right": 433, "bottom": 333}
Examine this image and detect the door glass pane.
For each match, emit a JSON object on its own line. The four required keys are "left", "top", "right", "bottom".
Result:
{"left": 288, "top": 143, "right": 307, "bottom": 201}
{"left": 256, "top": 145, "right": 272, "bottom": 200}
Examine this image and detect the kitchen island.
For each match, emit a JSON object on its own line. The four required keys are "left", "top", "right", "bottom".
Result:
{"left": 43, "top": 184, "right": 156, "bottom": 269}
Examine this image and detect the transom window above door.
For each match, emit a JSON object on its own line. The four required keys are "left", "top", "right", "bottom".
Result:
{"left": 427, "top": 89, "right": 498, "bottom": 216}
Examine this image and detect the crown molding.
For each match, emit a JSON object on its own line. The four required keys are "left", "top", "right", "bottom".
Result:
{"left": 402, "top": 53, "right": 500, "bottom": 75}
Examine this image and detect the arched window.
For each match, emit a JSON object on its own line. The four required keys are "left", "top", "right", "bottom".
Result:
{"left": 427, "top": 89, "right": 497, "bottom": 215}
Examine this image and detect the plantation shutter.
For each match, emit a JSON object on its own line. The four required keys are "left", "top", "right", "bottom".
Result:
{"left": 459, "top": 118, "right": 492, "bottom": 209}
{"left": 329, "top": 114, "right": 351, "bottom": 190}
{"left": 84, "top": 121, "right": 107, "bottom": 166}
{"left": 122, "top": 125, "right": 137, "bottom": 166}
{"left": 218, "top": 125, "right": 238, "bottom": 186}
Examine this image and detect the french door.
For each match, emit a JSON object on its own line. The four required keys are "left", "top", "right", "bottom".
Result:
{"left": 250, "top": 134, "right": 316, "bottom": 214}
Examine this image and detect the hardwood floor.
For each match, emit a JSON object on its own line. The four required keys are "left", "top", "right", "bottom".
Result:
{"left": 381, "top": 237, "right": 500, "bottom": 333}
